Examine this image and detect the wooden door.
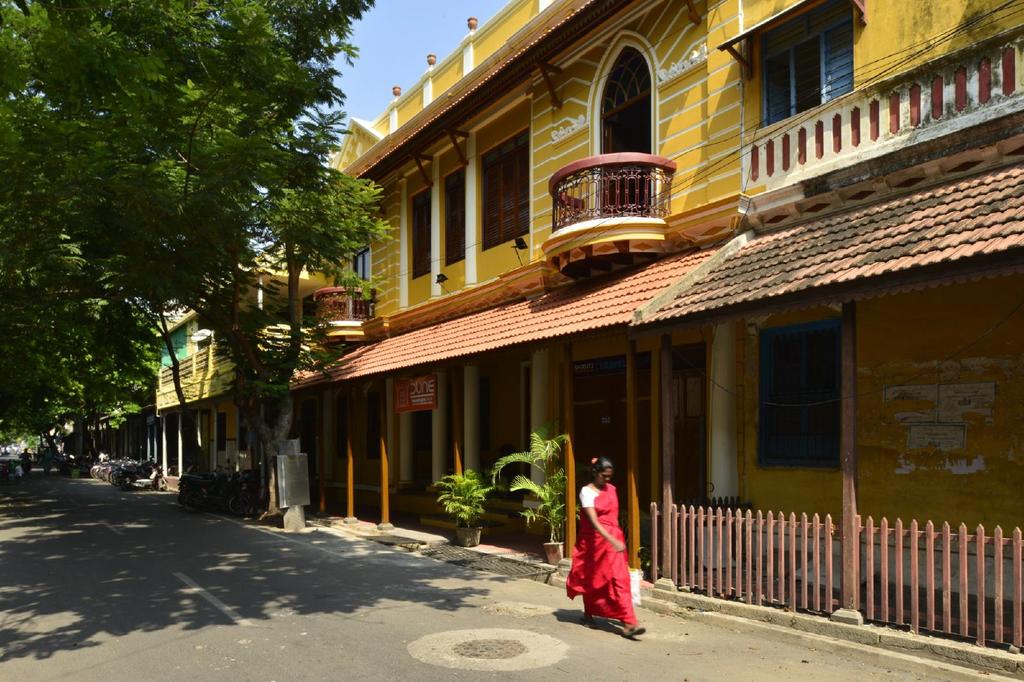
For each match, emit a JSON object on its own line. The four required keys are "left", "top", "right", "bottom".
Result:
{"left": 674, "top": 359, "right": 706, "bottom": 505}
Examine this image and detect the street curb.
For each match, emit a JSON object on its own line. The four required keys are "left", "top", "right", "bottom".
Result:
{"left": 641, "top": 585, "right": 1023, "bottom": 679}
{"left": 303, "top": 517, "right": 1020, "bottom": 679}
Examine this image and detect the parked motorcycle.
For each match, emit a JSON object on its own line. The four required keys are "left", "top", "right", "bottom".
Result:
{"left": 177, "top": 472, "right": 225, "bottom": 512}
{"left": 177, "top": 469, "right": 260, "bottom": 517}
{"left": 119, "top": 461, "right": 165, "bottom": 491}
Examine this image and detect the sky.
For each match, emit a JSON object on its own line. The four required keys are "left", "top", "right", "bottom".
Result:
{"left": 335, "top": 1, "right": 508, "bottom": 125}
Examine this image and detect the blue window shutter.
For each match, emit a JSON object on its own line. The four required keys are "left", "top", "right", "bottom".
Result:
{"left": 764, "top": 52, "right": 793, "bottom": 124}
{"left": 823, "top": 22, "right": 854, "bottom": 101}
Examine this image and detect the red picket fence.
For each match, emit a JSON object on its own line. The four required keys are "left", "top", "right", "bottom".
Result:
{"left": 650, "top": 503, "right": 1024, "bottom": 650}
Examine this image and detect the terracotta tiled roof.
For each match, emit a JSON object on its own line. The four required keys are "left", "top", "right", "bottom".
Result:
{"left": 298, "top": 249, "right": 714, "bottom": 385}
{"left": 641, "top": 163, "right": 1024, "bottom": 324}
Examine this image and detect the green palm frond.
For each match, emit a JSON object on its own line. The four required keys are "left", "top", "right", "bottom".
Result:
{"left": 490, "top": 427, "right": 570, "bottom": 543}
{"left": 489, "top": 452, "right": 539, "bottom": 483}
{"left": 507, "top": 474, "right": 541, "bottom": 496}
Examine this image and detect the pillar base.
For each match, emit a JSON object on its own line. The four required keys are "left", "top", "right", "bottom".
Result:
{"left": 343, "top": 516, "right": 359, "bottom": 525}
{"left": 377, "top": 522, "right": 395, "bottom": 531}
{"left": 830, "top": 608, "right": 865, "bottom": 626}
{"left": 282, "top": 505, "right": 306, "bottom": 532}
{"left": 556, "top": 558, "right": 572, "bottom": 577}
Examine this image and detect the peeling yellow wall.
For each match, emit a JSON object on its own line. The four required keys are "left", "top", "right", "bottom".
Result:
{"left": 739, "top": 278, "right": 1024, "bottom": 530}
{"left": 856, "top": 277, "right": 1024, "bottom": 530}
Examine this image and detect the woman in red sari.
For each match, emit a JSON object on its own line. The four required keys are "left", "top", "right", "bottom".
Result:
{"left": 565, "top": 456, "right": 645, "bottom": 637}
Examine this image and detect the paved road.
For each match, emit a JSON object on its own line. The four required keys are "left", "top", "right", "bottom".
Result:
{"left": 0, "top": 474, "right": 996, "bottom": 681}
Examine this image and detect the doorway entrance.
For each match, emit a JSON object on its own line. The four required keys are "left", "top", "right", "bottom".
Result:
{"left": 673, "top": 344, "right": 707, "bottom": 505}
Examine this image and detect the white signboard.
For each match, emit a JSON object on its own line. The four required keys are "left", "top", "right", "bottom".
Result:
{"left": 277, "top": 449, "right": 310, "bottom": 509}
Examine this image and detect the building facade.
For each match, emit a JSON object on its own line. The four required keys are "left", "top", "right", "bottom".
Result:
{"left": 296, "top": 0, "right": 1024, "bottom": 647}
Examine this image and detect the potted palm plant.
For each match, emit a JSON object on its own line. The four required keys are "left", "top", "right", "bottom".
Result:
{"left": 435, "top": 469, "right": 491, "bottom": 547}
{"left": 491, "top": 428, "right": 568, "bottom": 565}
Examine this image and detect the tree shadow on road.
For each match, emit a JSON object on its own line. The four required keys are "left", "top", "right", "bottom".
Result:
{"left": 0, "top": 475, "right": 504, "bottom": 663}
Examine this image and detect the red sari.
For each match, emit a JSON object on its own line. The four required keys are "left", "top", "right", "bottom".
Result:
{"left": 565, "top": 483, "right": 637, "bottom": 625}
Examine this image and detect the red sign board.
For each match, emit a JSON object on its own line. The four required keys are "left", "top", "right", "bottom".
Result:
{"left": 395, "top": 375, "right": 437, "bottom": 413}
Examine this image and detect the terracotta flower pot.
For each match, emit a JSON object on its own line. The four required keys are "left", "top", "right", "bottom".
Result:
{"left": 455, "top": 526, "right": 482, "bottom": 547}
{"left": 543, "top": 541, "right": 564, "bottom": 565}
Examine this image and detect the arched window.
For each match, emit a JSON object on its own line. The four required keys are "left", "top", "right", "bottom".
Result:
{"left": 601, "top": 47, "right": 652, "bottom": 154}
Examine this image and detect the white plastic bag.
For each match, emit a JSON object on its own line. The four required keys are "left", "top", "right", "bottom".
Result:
{"left": 629, "top": 569, "right": 642, "bottom": 606}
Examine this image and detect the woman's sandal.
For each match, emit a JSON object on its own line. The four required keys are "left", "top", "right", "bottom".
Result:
{"left": 581, "top": 615, "right": 598, "bottom": 628}
{"left": 621, "top": 625, "right": 646, "bottom": 638}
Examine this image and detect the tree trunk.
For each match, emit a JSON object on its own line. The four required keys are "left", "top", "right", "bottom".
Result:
{"left": 87, "top": 412, "right": 100, "bottom": 458}
{"left": 240, "top": 393, "right": 293, "bottom": 518}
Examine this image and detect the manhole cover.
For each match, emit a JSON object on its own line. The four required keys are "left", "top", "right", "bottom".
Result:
{"left": 453, "top": 638, "right": 527, "bottom": 659}
{"left": 407, "top": 628, "right": 567, "bottom": 671}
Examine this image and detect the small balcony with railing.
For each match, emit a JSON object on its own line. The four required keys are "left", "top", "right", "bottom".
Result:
{"left": 543, "top": 153, "right": 676, "bottom": 278}
{"left": 314, "top": 286, "right": 376, "bottom": 342}
{"left": 745, "top": 33, "right": 1024, "bottom": 216}
{"left": 156, "top": 343, "right": 234, "bottom": 411}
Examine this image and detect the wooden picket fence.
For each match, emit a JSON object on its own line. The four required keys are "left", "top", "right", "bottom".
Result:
{"left": 650, "top": 503, "right": 1024, "bottom": 650}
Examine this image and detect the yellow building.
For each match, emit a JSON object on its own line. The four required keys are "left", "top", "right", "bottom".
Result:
{"left": 299, "top": 0, "right": 1024, "bottom": 645}
{"left": 155, "top": 313, "right": 242, "bottom": 478}
{"left": 155, "top": 270, "right": 327, "bottom": 480}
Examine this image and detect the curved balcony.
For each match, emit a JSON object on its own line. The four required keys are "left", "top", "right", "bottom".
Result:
{"left": 313, "top": 286, "right": 375, "bottom": 342}
{"left": 544, "top": 153, "right": 676, "bottom": 277}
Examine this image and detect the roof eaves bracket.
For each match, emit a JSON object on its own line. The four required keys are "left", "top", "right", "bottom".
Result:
{"left": 722, "top": 43, "right": 752, "bottom": 80}
{"left": 851, "top": 0, "right": 867, "bottom": 25}
{"left": 447, "top": 130, "right": 469, "bottom": 167}
{"left": 683, "top": 0, "right": 701, "bottom": 25}
{"left": 412, "top": 154, "right": 433, "bottom": 187}
{"left": 538, "top": 62, "right": 563, "bottom": 110}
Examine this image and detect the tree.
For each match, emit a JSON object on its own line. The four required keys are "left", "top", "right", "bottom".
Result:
{"left": 0, "top": 1, "right": 385, "bottom": 512}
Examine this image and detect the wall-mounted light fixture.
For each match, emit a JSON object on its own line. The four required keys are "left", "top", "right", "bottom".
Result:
{"left": 435, "top": 272, "right": 450, "bottom": 294}
{"left": 512, "top": 237, "right": 528, "bottom": 265}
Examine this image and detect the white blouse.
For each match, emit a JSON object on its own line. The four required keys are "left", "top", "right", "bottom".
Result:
{"left": 579, "top": 485, "right": 600, "bottom": 509}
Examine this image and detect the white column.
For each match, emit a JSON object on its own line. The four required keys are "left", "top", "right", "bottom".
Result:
{"left": 399, "top": 179, "right": 409, "bottom": 308}
{"left": 462, "top": 36, "right": 474, "bottom": 75}
{"left": 430, "top": 153, "right": 442, "bottom": 298}
{"left": 422, "top": 76, "right": 433, "bottom": 107}
{"left": 211, "top": 405, "right": 219, "bottom": 470}
{"left": 463, "top": 365, "right": 480, "bottom": 473}
{"left": 710, "top": 323, "right": 739, "bottom": 498}
{"left": 431, "top": 371, "right": 449, "bottom": 483}
{"left": 195, "top": 410, "right": 203, "bottom": 471}
{"left": 176, "top": 413, "right": 184, "bottom": 476}
{"left": 399, "top": 411, "right": 414, "bottom": 484}
{"left": 160, "top": 414, "right": 168, "bottom": 472}
{"left": 386, "top": 377, "right": 397, "bottom": 486}
{"left": 389, "top": 105, "right": 398, "bottom": 134}
{"left": 464, "top": 132, "right": 478, "bottom": 285}
{"left": 529, "top": 349, "right": 550, "bottom": 485}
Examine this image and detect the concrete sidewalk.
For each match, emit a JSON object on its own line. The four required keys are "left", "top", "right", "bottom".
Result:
{"left": 308, "top": 513, "right": 1024, "bottom": 679}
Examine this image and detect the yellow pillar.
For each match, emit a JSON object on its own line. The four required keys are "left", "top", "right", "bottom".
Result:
{"left": 452, "top": 366, "right": 464, "bottom": 475}
{"left": 562, "top": 343, "right": 576, "bottom": 555}
{"left": 379, "top": 382, "right": 393, "bottom": 530}
{"left": 626, "top": 340, "right": 641, "bottom": 570}
{"left": 345, "top": 389, "right": 356, "bottom": 523}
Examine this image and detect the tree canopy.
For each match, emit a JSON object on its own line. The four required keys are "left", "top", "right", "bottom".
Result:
{"left": 0, "top": 0, "right": 386, "bottom": 472}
